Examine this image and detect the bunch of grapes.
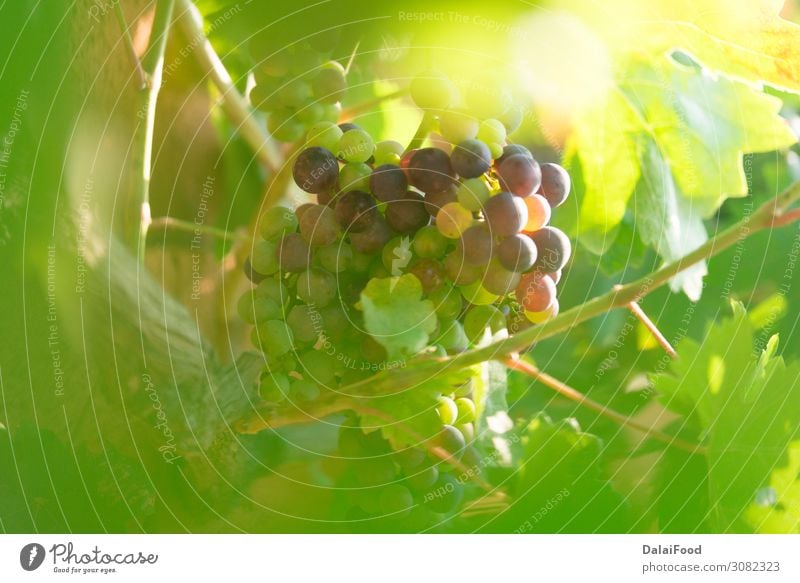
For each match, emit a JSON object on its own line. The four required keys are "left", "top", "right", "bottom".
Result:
{"left": 248, "top": 31, "right": 346, "bottom": 142}
{"left": 238, "top": 70, "right": 571, "bottom": 527}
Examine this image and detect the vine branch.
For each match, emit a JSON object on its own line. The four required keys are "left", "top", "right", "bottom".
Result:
{"left": 625, "top": 297, "right": 677, "bottom": 359}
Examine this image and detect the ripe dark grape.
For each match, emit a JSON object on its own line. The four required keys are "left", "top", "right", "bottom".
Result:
{"left": 311, "top": 62, "right": 347, "bottom": 104}
{"left": 497, "top": 234, "right": 537, "bottom": 272}
{"left": 409, "top": 258, "right": 445, "bottom": 294}
{"left": 297, "top": 268, "right": 336, "bottom": 307}
{"left": 538, "top": 163, "right": 571, "bottom": 208}
{"left": 482, "top": 259, "right": 521, "bottom": 295}
{"left": 369, "top": 164, "right": 408, "bottom": 202}
{"left": 298, "top": 203, "right": 340, "bottom": 246}
{"left": 406, "top": 148, "right": 456, "bottom": 194}
{"left": 528, "top": 226, "right": 571, "bottom": 272}
{"left": 350, "top": 216, "right": 392, "bottom": 254}
{"left": 516, "top": 271, "right": 557, "bottom": 312}
{"left": 338, "top": 122, "right": 361, "bottom": 133}
{"left": 423, "top": 186, "right": 458, "bottom": 216}
{"left": 483, "top": 192, "right": 528, "bottom": 237}
{"left": 450, "top": 139, "right": 492, "bottom": 178}
{"left": 334, "top": 190, "right": 377, "bottom": 233}
{"left": 385, "top": 191, "right": 430, "bottom": 233}
{"left": 495, "top": 143, "right": 533, "bottom": 166}
{"left": 460, "top": 224, "right": 494, "bottom": 265}
{"left": 293, "top": 147, "right": 339, "bottom": 194}
{"left": 277, "top": 233, "right": 311, "bottom": 272}
{"left": 497, "top": 154, "right": 542, "bottom": 197}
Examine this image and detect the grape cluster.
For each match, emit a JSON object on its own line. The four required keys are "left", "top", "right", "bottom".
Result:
{"left": 238, "top": 71, "right": 572, "bottom": 524}
{"left": 248, "top": 31, "right": 346, "bottom": 142}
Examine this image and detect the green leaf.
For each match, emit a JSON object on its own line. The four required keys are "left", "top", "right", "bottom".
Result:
{"left": 652, "top": 303, "right": 800, "bottom": 531}
{"left": 745, "top": 441, "right": 800, "bottom": 533}
{"left": 360, "top": 274, "right": 437, "bottom": 359}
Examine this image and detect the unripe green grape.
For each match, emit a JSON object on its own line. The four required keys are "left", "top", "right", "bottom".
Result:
{"left": 435, "top": 319, "right": 469, "bottom": 353}
{"left": 277, "top": 79, "right": 312, "bottom": 110}
{"left": 424, "top": 473, "right": 464, "bottom": 513}
{"left": 460, "top": 280, "right": 498, "bottom": 305}
{"left": 443, "top": 249, "right": 482, "bottom": 285}
{"left": 456, "top": 178, "right": 490, "bottom": 212}
{"left": 457, "top": 422, "right": 475, "bottom": 442}
{"left": 438, "top": 109, "right": 479, "bottom": 144}
{"left": 297, "top": 268, "right": 336, "bottom": 307}
{"left": 374, "top": 140, "right": 404, "bottom": 166}
{"left": 477, "top": 118, "right": 507, "bottom": 146}
{"left": 455, "top": 398, "right": 476, "bottom": 424}
{"left": 436, "top": 202, "right": 473, "bottom": 239}
{"left": 298, "top": 349, "right": 337, "bottom": 386}
{"left": 287, "top": 304, "right": 319, "bottom": 344}
{"left": 259, "top": 371, "right": 290, "bottom": 401}
{"left": 355, "top": 457, "right": 397, "bottom": 487}
{"left": 337, "top": 129, "right": 375, "bottom": 163}
{"left": 250, "top": 239, "right": 280, "bottom": 275}
{"left": 412, "top": 225, "right": 449, "bottom": 259}
{"left": 428, "top": 284, "right": 463, "bottom": 320}
{"left": 298, "top": 203, "right": 340, "bottom": 247}
{"left": 436, "top": 424, "right": 466, "bottom": 461}
{"left": 487, "top": 141, "right": 504, "bottom": 160}
{"left": 290, "top": 378, "right": 320, "bottom": 401}
{"left": 255, "top": 276, "right": 290, "bottom": 305}
{"left": 320, "top": 102, "right": 341, "bottom": 123}
{"left": 405, "top": 464, "right": 439, "bottom": 491}
{"left": 378, "top": 485, "right": 414, "bottom": 518}
{"left": 436, "top": 396, "right": 458, "bottom": 425}
{"left": 249, "top": 83, "right": 280, "bottom": 112}
{"left": 268, "top": 109, "right": 304, "bottom": 142}
{"left": 252, "top": 319, "right": 294, "bottom": 355}
{"left": 311, "top": 61, "right": 347, "bottom": 104}
{"left": 410, "top": 70, "right": 457, "bottom": 110}
{"left": 260, "top": 205, "right": 298, "bottom": 240}
{"left": 482, "top": 259, "right": 521, "bottom": 295}
{"left": 381, "top": 236, "right": 413, "bottom": 272}
{"left": 237, "top": 289, "right": 281, "bottom": 324}
{"left": 297, "top": 102, "right": 324, "bottom": 125}
{"left": 339, "top": 162, "right": 372, "bottom": 192}
{"left": 317, "top": 242, "right": 352, "bottom": 272}
{"left": 463, "top": 304, "right": 506, "bottom": 343}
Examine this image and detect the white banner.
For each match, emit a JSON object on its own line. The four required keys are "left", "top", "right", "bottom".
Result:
{"left": 0, "top": 535, "right": 798, "bottom": 582}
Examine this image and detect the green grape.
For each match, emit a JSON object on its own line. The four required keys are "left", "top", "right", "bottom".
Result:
{"left": 255, "top": 276, "right": 290, "bottom": 305}
{"left": 395, "top": 447, "right": 426, "bottom": 470}
{"left": 457, "top": 422, "right": 475, "bottom": 442}
{"left": 298, "top": 349, "right": 337, "bottom": 386}
{"left": 456, "top": 177, "right": 490, "bottom": 212}
{"left": 311, "top": 61, "right": 347, "bottom": 104}
{"left": 436, "top": 202, "right": 473, "bottom": 239}
{"left": 410, "top": 258, "right": 446, "bottom": 294}
{"left": 486, "top": 141, "right": 503, "bottom": 160}
{"left": 339, "top": 162, "right": 372, "bottom": 192}
{"left": 319, "top": 304, "right": 349, "bottom": 339}
{"left": 436, "top": 319, "right": 469, "bottom": 353}
{"left": 249, "top": 82, "right": 280, "bottom": 112}
{"left": 260, "top": 205, "right": 298, "bottom": 240}
{"left": 410, "top": 70, "right": 457, "bottom": 110}
{"left": 460, "top": 280, "right": 498, "bottom": 305}
{"left": 412, "top": 225, "right": 449, "bottom": 259}
{"left": 482, "top": 259, "right": 521, "bottom": 295}
{"left": 297, "top": 268, "right": 336, "bottom": 307}
{"left": 277, "top": 79, "right": 312, "bottom": 109}
{"left": 350, "top": 249, "right": 375, "bottom": 273}
{"left": 250, "top": 239, "right": 280, "bottom": 275}
{"left": 436, "top": 425, "right": 466, "bottom": 461}
{"left": 478, "top": 118, "right": 507, "bottom": 146}
{"left": 297, "top": 101, "right": 324, "bottom": 125}
{"left": 436, "top": 396, "right": 458, "bottom": 425}
{"left": 378, "top": 485, "right": 414, "bottom": 518}
{"left": 405, "top": 464, "right": 439, "bottom": 492}
{"left": 251, "top": 319, "right": 294, "bottom": 355}
{"left": 355, "top": 457, "right": 397, "bottom": 487}
{"left": 465, "top": 82, "right": 512, "bottom": 119}
{"left": 443, "top": 248, "right": 483, "bottom": 285}
{"left": 258, "top": 371, "right": 290, "bottom": 401}
{"left": 337, "top": 129, "right": 375, "bottom": 163}
{"left": 251, "top": 44, "right": 290, "bottom": 77}
{"left": 438, "top": 109, "right": 479, "bottom": 144}
{"left": 463, "top": 304, "right": 506, "bottom": 343}
{"left": 320, "top": 102, "right": 341, "bottom": 123}
{"left": 317, "top": 242, "right": 352, "bottom": 272}
{"left": 306, "top": 121, "right": 343, "bottom": 151}
{"left": 268, "top": 109, "right": 305, "bottom": 142}
{"left": 237, "top": 290, "right": 282, "bottom": 325}
{"left": 298, "top": 203, "right": 340, "bottom": 247}
{"left": 429, "top": 283, "right": 463, "bottom": 319}
{"left": 425, "top": 473, "right": 464, "bottom": 513}
{"left": 455, "top": 398, "right": 476, "bottom": 424}
{"left": 374, "top": 140, "right": 404, "bottom": 166}
{"left": 287, "top": 304, "right": 320, "bottom": 344}
{"left": 290, "top": 378, "right": 320, "bottom": 401}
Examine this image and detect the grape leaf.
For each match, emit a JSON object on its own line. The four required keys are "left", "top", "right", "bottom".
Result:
{"left": 652, "top": 302, "right": 800, "bottom": 532}
{"left": 745, "top": 441, "right": 800, "bottom": 533}
{"left": 360, "top": 274, "right": 437, "bottom": 359}
{"left": 567, "top": 58, "right": 795, "bottom": 297}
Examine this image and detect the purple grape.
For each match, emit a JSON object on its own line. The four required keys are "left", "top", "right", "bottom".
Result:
{"left": 497, "top": 154, "right": 541, "bottom": 197}
{"left": 370, "top": 164, "right": 408, "bottom": 202}
{"left": 406, "top": 148, "right": 457, "bottom": 194}
{"left": 450, "top": 139, "right": 492, "bottom": 178}
{"left": 292, "top": 147, "right": 339, "bottom": 194}
{"left": 385, "top": 191, "right": 430, "bottom": 233}
{"left": 483, "top": 192, "right": 528, "bottom": 237}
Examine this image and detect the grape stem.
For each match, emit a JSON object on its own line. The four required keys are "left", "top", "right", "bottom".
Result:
{"left": 125, "top": 0, "right": 175, "bottom": 263}
{"left": 404, "top": 111, "right": 436, "bottom": 154}
{"left": 625, "top": 298, "right": 677, "bottom": 359}
{"left": 340, "top": 87, "right": 408, "bottom": 121}
{"left": 113, "top": 3, "right": 148, "bottom": 90}
{"left": 502, "top": 358, "right": 706, "bottom": 455}
{"left": 173, "top": 0, "right": 281, "bottom": 174}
